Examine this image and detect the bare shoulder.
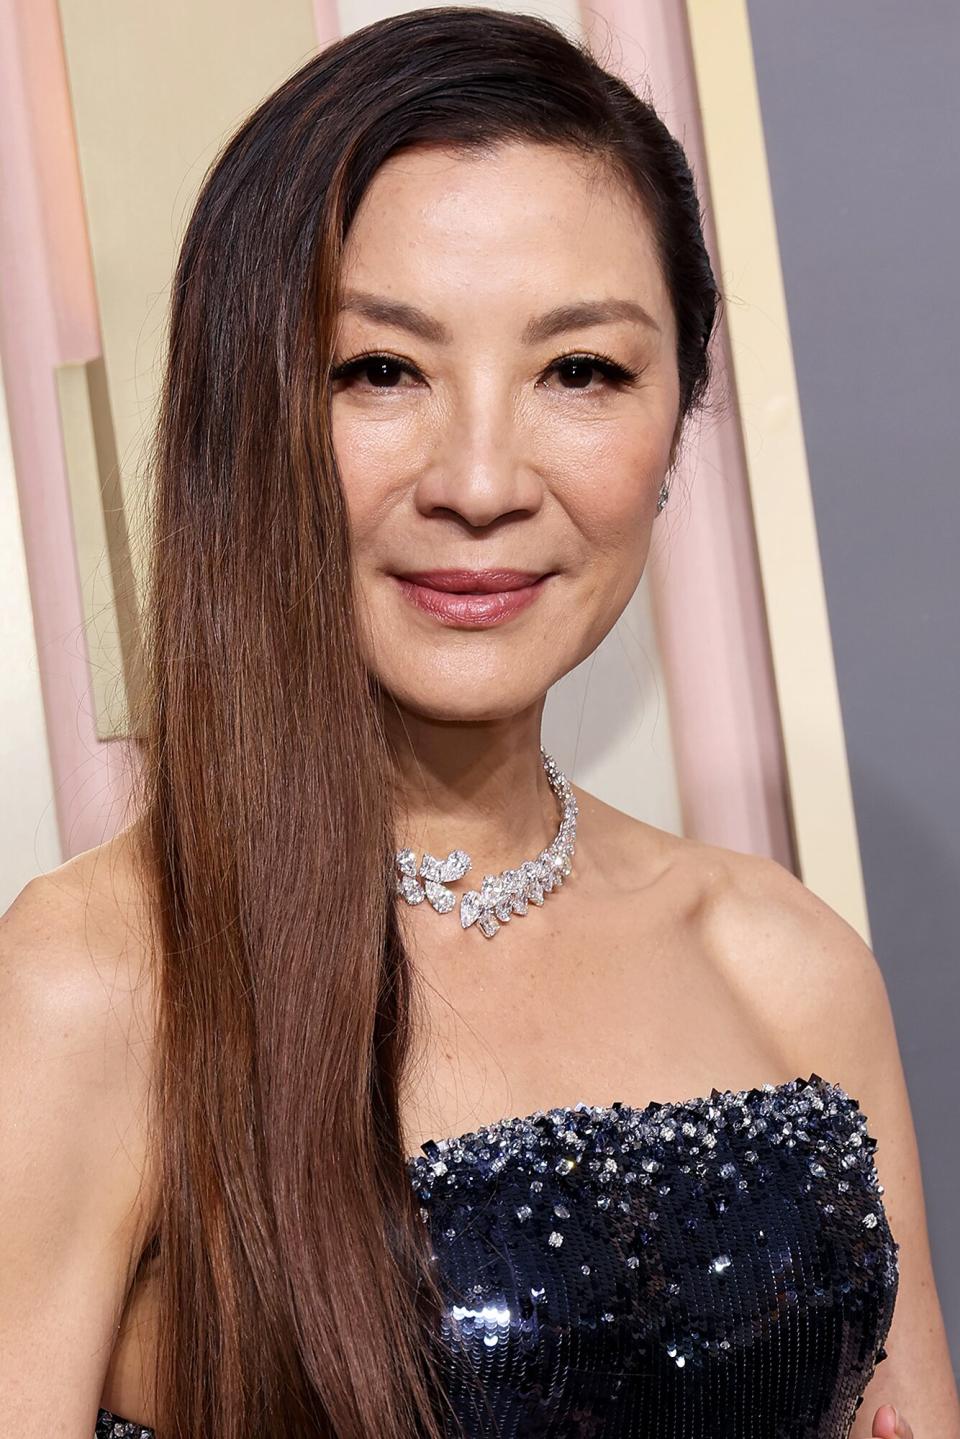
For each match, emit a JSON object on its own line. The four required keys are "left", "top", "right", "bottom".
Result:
{"left": 0, "top": 819, "right": 159, "bottom": 1250}
{"left": 656, "top": 825, "right": 891, "bottom": 1083}
{"left": 589, "top": 791, "right": 895, "bottom": 1085}
{"left": 691, "top": 839, "right": 889, "bottom": 1068}
{"left": 0, "top": 823, "right": 161, "bottom": 1424}
{"left": 3, "top": 820, "right": 156, "bottom": 1021}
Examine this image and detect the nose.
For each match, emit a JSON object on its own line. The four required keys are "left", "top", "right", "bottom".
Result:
{"left": 412, "top": 383, "right": 544, "bottom": 529}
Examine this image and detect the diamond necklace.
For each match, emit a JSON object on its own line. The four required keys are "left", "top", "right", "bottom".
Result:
{"left": 393, "top": 746, "right": 578, "bottom": 939}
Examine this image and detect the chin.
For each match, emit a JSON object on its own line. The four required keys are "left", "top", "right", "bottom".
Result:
{"left": 376, "top": 677, "right": 544, "bottom": 724}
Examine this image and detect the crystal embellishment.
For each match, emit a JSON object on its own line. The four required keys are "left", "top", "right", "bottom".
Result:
{"left": 401, "top": 1073, "right": 899, "bottom": 1437}
{"left": 394, "top": 747, "right": 578, "bottom": 939}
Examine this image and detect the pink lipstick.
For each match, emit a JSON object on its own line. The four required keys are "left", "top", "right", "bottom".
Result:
{"left": 392, "top": 569, "right": 550, "bottom": 627}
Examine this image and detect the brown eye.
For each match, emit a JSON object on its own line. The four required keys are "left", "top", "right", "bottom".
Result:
{"left": 555, "top": 358, "right": 600, "bottom": 389}
{"left": 546, "top": 354, "right": 640, "bottom": 391}
{"left": 330, "top": 354, "right": 419, "bottom": 389}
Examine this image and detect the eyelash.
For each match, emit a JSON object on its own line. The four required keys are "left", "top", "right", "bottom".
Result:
{"left": 329, "top": 350, "right": 641, "bottom": 394}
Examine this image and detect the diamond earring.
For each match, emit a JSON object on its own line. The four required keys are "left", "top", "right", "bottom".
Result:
{"left": 657, "top": 481, "right": 671, "bottom": 513}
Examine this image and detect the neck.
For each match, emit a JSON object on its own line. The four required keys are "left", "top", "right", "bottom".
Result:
{"left": 382, "top": 698, "right": 560, "bottom": 874}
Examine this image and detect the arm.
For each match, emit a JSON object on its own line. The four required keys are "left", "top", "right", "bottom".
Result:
{"left": 0, "top": 871, "right": 156, "bottom": 1433}
{"left": 717, "top": 852, "right": 960, "bottom": 1437}
{"left": 831, "top": 950, "right": 957, "bottom": 1439}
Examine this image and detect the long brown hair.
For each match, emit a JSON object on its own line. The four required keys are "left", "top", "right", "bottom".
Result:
{"left": 126, "top": 7, "right": 722, "bottom": 1435}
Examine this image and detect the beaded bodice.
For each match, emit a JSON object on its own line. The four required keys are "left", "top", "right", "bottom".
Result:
{"left": 95, "top": 1071, "right": 899, "bottom": 1438}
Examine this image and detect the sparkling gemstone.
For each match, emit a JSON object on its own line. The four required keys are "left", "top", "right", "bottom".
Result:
{"left": 399, "top": 875, "right": 425, "bottom": 904}
{"left": 396, "top": 848, "right": 419, "bottom": 877}
{"left": 437, "top": 848, "right": 471, "bottom": 882}
{"left": 460, "top": 891, "right": 485, "bottom": 928}
{"left": 424, "top": 879, "right": 457, "bottom": 914}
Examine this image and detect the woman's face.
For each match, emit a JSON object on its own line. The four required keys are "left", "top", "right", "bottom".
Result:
{"left": 330, "top": 141, "right": 681, "bottom": 722}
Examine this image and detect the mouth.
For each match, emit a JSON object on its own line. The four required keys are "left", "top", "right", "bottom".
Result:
{"left": 396, "top": 568, "right": 547, "bottom": 593}
{"left": 391, "top": 569, "right": 553, "bottom": 627}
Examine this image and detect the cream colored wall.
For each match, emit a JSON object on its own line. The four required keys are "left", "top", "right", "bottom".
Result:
{"left": 337, "top": 0, "right": 580, "bottom": 32}
{"left": 56, "top": 0, "right": 321, "bottom": 734}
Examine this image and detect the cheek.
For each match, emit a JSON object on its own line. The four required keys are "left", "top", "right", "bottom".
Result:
{"left": 545, "top": 427, "right": 667, "bottom": 648}
{"left": 546, "top": 424, "right": 666, "bottom": 549}
{"left": 331, "top": 406, "right": 417, "bottom": 542}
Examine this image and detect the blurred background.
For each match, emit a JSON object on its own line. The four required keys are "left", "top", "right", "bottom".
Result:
{"left": 1, "top": 0, "right": 957, "bottom": 1378}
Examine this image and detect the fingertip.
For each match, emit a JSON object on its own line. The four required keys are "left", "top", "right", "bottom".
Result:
{"left": 875, "top": 1403, "right": 897, "bottom": 1434}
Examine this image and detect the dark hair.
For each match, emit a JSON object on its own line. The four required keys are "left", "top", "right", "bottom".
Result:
{"left": 129, "top": 7, "right": 721, "bottom": 1435}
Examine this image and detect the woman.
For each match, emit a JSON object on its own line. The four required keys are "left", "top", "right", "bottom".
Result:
{"left": 1, "top": 7, "right": 954, "bottom": 1437}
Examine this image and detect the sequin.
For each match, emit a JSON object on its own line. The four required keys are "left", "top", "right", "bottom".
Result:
{"left": 93, "top": 1072, "right": 898, "bottom": 1438}
{"left": 405, "top": 1071, "right": 898, "bottom": 1437}
{"left": 94, "top": 1418, "right": 153, "bottom": 1438}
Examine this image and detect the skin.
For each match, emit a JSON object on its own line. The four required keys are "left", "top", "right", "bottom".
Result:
{"left": 330, "top": 140, "right": 956, "bottom": 1435}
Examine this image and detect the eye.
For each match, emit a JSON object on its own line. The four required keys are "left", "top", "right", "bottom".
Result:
{"left": 543, "top": 352, "right": 641, "bottom": 392}
{"left": 329, "top": 352, "right": 421, "bottom": 390}
{"left": 328, "top": 349, "right": 641, "bottom": 395}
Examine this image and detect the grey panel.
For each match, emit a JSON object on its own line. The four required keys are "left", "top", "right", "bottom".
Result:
{"left": 746, "top": 0, "right": 960, "bottom": 1377}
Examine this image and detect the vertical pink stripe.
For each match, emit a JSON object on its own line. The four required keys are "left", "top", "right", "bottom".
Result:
{"left": 0, "top": 0, "right": 134, "bottom": 861}
{"left": 312, "top": 0, "right": 340, "bottom": 47}
{"left": 579, "top": 0, "right": 793, "bottom": 863}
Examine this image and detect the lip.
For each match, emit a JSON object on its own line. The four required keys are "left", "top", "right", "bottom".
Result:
{"left": 397, "top": 569, "right": 545, "bottom": 593}
{"left": 392, "top": 570, "right": 551, "bottom": 627}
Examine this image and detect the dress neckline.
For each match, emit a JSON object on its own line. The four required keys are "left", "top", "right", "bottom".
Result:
{"left": 404, "top": 1070, "right": 858, "bottom": 1166}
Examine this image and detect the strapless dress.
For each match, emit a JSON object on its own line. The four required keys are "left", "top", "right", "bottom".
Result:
{"left": 95, "top": 1071, "right": 899, "bottom": 1438}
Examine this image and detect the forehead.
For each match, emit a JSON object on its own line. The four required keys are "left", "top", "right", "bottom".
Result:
{"left": 339, "top": 141, "right": 670, "bottom": 328}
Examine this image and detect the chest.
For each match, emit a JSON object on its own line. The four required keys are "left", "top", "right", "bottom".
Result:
{"left": 406, "top": 1076, "right": 900, "bottom": 1437}
{"left": 398, "top": 891, "right": 792, "bottom": 1160}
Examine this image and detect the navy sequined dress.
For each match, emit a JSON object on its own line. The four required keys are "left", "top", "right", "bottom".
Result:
{"left": 95, "top": 1071, "right": 899, "bottom": 1438}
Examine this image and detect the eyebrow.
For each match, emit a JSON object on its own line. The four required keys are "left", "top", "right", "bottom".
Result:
{"left": 338, "top": 290, "right": 661, "bottom": 343}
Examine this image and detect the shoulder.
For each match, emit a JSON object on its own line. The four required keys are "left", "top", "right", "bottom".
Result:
{"left": 598, "top": 798, "right": 894, "bottom": 1089}
{"left": 701, "top": 843, "right": 892, "bottom": 1090}
{"left": 0, "top": 820, "right": 159, "bottom": 1256}
{"left": 1, "top": 819, "right": 157, "bottom": 1035}
{"left": 664, "top": 831, "right": 893, "bottom": 1090}
{"left": 0, "top": 825, "right": 162, "bottom": 1423}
